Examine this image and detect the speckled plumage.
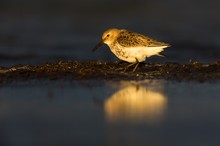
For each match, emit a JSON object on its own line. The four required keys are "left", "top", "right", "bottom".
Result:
{"left": 92, "top": 28, "right": 170, "bottom": 71}
{"left": 117, "top": 30, "right": 169, "bottom": 48}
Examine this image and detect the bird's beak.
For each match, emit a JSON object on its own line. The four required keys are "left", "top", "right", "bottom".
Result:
{"left": 92, "top": 39, "right": 104, "bottom": 52}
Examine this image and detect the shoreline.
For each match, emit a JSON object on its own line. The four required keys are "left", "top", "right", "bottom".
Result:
{"left": 0, "top": 60, "right": 220, "bottom": 83}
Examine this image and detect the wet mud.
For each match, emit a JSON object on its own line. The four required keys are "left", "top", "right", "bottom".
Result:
{"left": 0, "top": 60, "right": 220, "bottom": 83}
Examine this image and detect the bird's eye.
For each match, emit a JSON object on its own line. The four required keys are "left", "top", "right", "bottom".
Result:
{"left": 107, "top": 34, "right": 110, "bottom": 37}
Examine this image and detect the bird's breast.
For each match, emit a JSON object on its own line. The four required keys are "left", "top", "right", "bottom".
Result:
{"left": 109, "top": 44, "right": 128, "bottom": 57}
{"left": 108, "top": 44, "right": 139, "bottom": 63}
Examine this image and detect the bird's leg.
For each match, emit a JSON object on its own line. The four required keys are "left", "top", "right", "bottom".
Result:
{"left": 125, "top": 62, "right": 136, "bottom": 68}
{"left": 116, "top": 59, "right": 140, "bottom": 72}
{"left": 115, "top": 62, "right": 134, "bottom": 72}
{"left": 124, "top": 58, "right": 140, "bottom": 72}
{"left": 132, "top": 58, "right": 140, "bottom": 72}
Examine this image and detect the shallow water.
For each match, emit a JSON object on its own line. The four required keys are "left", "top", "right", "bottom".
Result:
{"left": 1, "top": 80, "right": 220, "bottom": 146}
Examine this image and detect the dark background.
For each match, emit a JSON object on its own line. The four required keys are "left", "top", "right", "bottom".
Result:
{"left": 0, "top": 0, "right": 220, "bottom": 66}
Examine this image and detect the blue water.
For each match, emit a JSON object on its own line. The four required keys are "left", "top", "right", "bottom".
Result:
{"left": 0, "top": 80, "right": 220, "bottom": 146}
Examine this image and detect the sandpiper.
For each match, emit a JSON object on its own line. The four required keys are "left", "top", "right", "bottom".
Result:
{"left": 92, "top": 28, "right": 170, "bottom": 72}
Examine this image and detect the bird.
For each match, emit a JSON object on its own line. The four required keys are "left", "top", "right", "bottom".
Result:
{"left": 92, "top": 28, "right": 170, "bottom": 72}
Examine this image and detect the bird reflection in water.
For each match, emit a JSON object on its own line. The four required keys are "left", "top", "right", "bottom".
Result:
{"left": 104, "top": 83, "right": 167, "bottom": 124}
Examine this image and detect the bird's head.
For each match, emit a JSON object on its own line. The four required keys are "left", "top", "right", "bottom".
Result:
{"left": 92, "top": 28, "right": 121, "bottom": 52}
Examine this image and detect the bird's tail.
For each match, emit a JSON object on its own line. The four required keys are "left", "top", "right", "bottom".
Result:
{"left": 156, "top": 52, "right": 167, "bottom": 57}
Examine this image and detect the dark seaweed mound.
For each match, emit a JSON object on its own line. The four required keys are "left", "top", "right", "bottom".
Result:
{"left": 0, "top": 60, "right": 220, "bottom": 83}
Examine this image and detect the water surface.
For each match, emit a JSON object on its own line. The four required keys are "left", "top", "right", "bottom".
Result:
{"left": 0, "top": 80, "right": 220, "bottom": 146}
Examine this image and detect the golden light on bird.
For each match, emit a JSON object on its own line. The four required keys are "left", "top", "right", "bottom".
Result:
{"left": 104, "top": 85, "right": 167, "bottom": 124}
{"left": 92, "top": 28, "right": 170, "bottom": 72}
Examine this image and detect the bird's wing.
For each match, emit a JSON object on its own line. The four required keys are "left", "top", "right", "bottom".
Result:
{"left": 117, "top": 30, "right": 170, "bottom": 48}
